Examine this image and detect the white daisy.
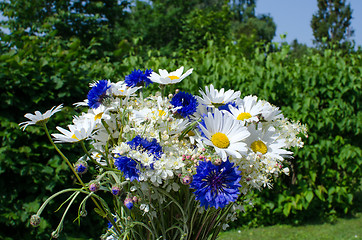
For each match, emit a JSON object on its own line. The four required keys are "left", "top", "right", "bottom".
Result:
{"left": 52, "top": 118, "right": 95, "bottom": 143}
{"left": 111, "top": 81, "right": 142, "bottom": 97}
{"left": 227, "top": 95, "right": 263, "bottom": 125}
{"left": 19, "top": 104, "right": 63, "bottom": 130}
{"left": 198, "top": 109, "right": 250, "bottom": 160}
{"left": 245, "top": 124, "right": 292, "bottom": 161}
{"left": 197, "top": 84, "right": 240, "bottom": 108}
{"left": 259, "top": 101, "right": 284, "bottom": 121}
{"left": 83, "top": 105, "right": 112, "bottom": 123}
{"left": 148, "top": 66, "right": 193, "bottom": 85}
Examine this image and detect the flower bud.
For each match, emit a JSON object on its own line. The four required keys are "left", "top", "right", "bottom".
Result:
{"left": 89, "top": 181, "right": 100, "bottom": 192}
{"left": 30, "top": 215, "right": 41, "bottom": 227}
{"left": 214, "top": 158, "right": 222, "bottom": 166}
{"left": 75, "top": 161, "right": 88, "bottom": 174}
{"left": 51, "top": 231, "right": 59, "bottom": 238}
{"left": 111, "top": 186, "right": 121, "bottom": 196}
{"left": 124, "top": 197, "right": 134, "bottom": 209}
{"left": 181, "top": 174, "right": 193, "bottom": 185}
{"left": 80, "top": 210, "right": 87, "bottom": 217}
{"left": 132, "top": 196, "right": 138, "bottom": 203}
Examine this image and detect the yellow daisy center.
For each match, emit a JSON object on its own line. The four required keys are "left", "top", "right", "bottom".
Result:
{"left": 237, "top": 112, "right": 252, "bottom": 121}
{"left": 211, "top": 132, "right": 230, "bottom": 149}
{"left": 211, "top": 101, "right": 225, "bottom": 108}
{"left": 94, "top": 112, "right": 104, "bottom": 120}
{"left": 158, "top": 110, "right": 166, "bottom": 116}
{"left": 71, "top": 134, "right": 79, "bottom": 140}
{"left": 168, "top": 75, "right": 180, "bottom": 81}
{"left": 250, "top": 140, "right": 267, "bottom": 154}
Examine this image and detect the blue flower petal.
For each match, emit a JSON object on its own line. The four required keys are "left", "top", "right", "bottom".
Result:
{"left": 190, "top": 159, "right": 242, "bottom": 209}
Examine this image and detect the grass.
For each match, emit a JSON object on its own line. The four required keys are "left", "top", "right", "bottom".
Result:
{"left": 217, "top": 213, "right": 362, "bottom": 240}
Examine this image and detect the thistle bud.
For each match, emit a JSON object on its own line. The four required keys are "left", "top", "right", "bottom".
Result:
{"left": 30, "top": 214, "right": 41, "bottom": 227}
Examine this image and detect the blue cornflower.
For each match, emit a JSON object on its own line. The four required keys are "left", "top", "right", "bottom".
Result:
{"left": 87, "top": 80, "right": 111, "bottom": 109}
{"left": 114, "top": 155, "right": 140, "bottom": 182}
{"left": 125, "top": 69, "right": 153, "bottom": 87}
{"left": 127, "top": 135, "right": 163, "bottom": 159}
{"left": 170, "top": 91, "right": 198, "bottom": 118}
{"left": 218, "top": 102, "right": 238, "bottom": 113}
{"left": 190, "top": 159, "right": 242, "bottom": 209}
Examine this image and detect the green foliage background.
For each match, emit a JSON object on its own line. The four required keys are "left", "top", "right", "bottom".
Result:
{"left": 0, "top": 0, "right": 361, "bottom": 239}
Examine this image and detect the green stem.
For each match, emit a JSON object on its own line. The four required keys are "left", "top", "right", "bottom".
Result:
{"left": 42, "top": 124, "right": 85, "bottom": 187}
{"left": 42, "top": 123, "right": 122, "bottom": 236}
{"left": 80, "top": 141, "right": 114, "bottom": 171}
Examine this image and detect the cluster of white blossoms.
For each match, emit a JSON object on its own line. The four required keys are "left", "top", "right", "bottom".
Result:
{"left": 21, "top": 66, "right": 307, "bottom": 238}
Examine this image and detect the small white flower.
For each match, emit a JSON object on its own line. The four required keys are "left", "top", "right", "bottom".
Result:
{"left": 148, "top": 66, "right": 193, "bottom": 85}
{"left": 282, "top": 167, "right": 290, "bottom": 175}
{"left": 19, "top": 104, "right": 63, "bottom": 130}
{"left": 140, "top": 204, "right": 149, "bottom": 213}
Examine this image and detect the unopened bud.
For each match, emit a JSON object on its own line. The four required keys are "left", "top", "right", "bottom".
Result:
{"left": 214, "top": 158, "right": 222, "bottom": 165}
{"left": 124, "top": 197, "right": 134, "bottom": 209}
{"left": 111, "top": 186, "right": 121, "bottom": 196}
{"left": 30, "top": 215, "right": 41, "bottom": 227}
{"left": 181, "top": 174, "right": 193, "bottom": 185}
{"left": 89, "top": 181, "right": 100, "bottom": 192}
{"left": 75, "top": 161, "right": 88, "bottom": 174}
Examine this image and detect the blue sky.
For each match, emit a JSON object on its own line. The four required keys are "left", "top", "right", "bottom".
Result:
{"left": 255, "top": 0, "right": 362, "bottom": 47}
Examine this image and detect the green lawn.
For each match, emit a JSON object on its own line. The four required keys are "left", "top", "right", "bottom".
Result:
{"left": 218, "top": 213, "right": 362, "bottom": 240}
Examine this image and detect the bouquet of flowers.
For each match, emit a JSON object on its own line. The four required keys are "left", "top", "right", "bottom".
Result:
{"left": 21, "top": 66, "right": 307, "bottom": 239}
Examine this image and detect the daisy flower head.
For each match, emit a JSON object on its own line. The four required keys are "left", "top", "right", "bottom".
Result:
{"left": 83, "top": 105, "right": 112, "bottom": 124}
{"left": 19, "top": 104, "right": 63, "bottom": 130}
{"left": 111, "top": 81, "right": 142, "bottom": 98}
{"left": 148, "top": 66, "right": 193, "bottom": 85}
{"left": 199, "top": 109, "right": 250, "bottom": 160}
{"left": 87, "top": 79, "right": 112, "bottom": 109}
{"left": 125, "top": 69, "right": 153, "bottom": 87}
{"left": 197, "top": 84, "right": 241, "bottom": 109}
{"left": 245, "top": 124, "right": 292, "bottom": 161}
{"left": 259, "top": 101, "right": 284, "bottom": 121}
{"left": 228, "top": 95, "right": 262, "bottom": 125}
{"left": 51, "top": 118, "right": 95, "bottom": 143}
{"left": 190, "top": 159, "right": 242, "bottom": 209}
{"left": 170, "top": 91, "right": 198, "bottom": 118}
